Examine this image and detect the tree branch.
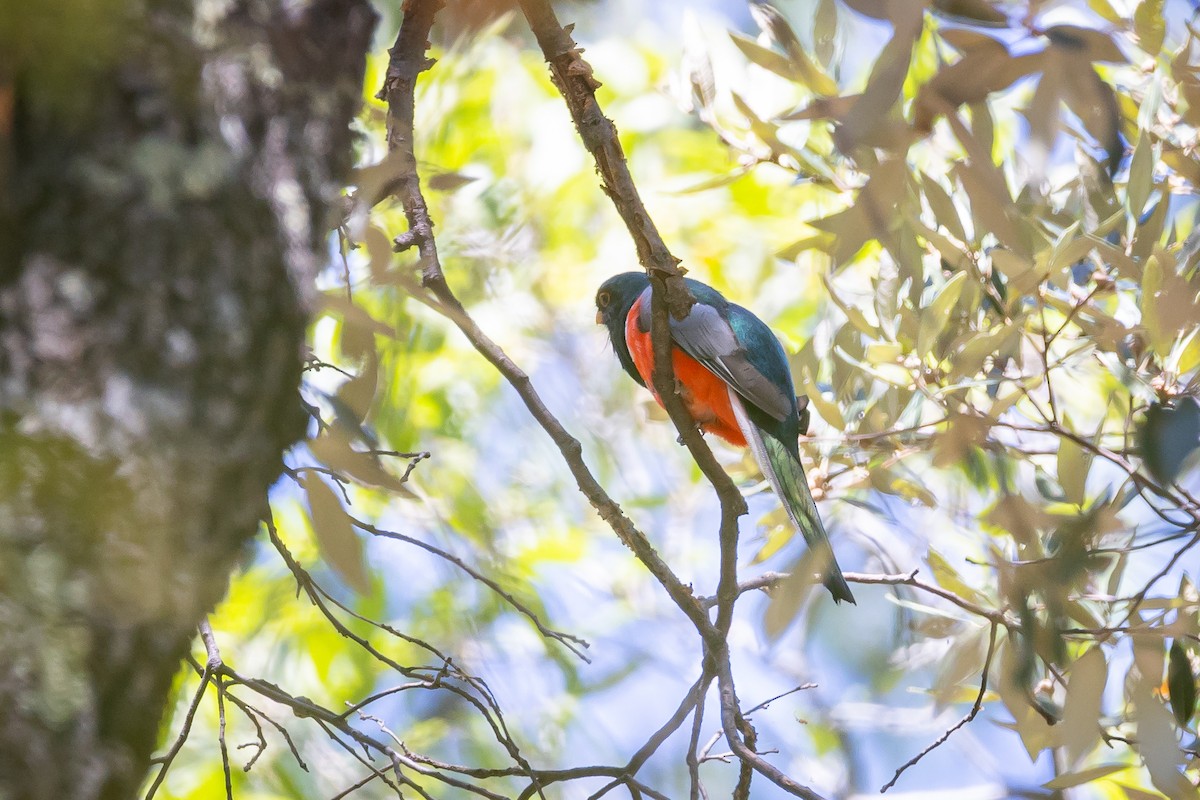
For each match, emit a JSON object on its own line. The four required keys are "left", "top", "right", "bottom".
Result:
{"left": 512, "top": 4, "right": 813, "bottom": 795}
{"left": 880, "top": 621, "right": 999, "bottom": 792}
{"left": 379, "top": 0, "right": 717, "bottom": 641}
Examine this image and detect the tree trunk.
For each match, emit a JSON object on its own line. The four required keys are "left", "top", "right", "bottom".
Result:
{"left": 0, "top": 1, "right": 375, "bottom": 797}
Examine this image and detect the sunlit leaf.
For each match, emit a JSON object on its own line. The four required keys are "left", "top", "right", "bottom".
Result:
{"left": 865, "top": 342, "right": 903, "bottom": 363}
{"left": 426, "top": 171, "right": 477, "bottom": 192}
{"left": 931, "top": 0, "right": 1007, "bottom": 25}
{"left": 814, "top": 0, "right": 838, "bottom": 65}
{"left": 1119, "top": 784, "right": 1173, "bottom": 800}
{"left": 730, "top": 31, "right": 798, "bottom": 83}
{"left": 1045, "top": 25, "right": 1128, "bottom": 64}
{"left": 1132, "top": 682, "right": 1197, "bottom": 798}
{"left": 302, "top": 473, "right": 371, "bottom": 595}
{"left": 835, "top": 2, "right": 923, "bottom": 152}
{"left": 1167, "top": 639, "right": 1197, "bottom": 727}
{"left": 1134, "top": 0, "right": 1166, "bottom": 57}
{"left": 954, "top": 161, "right": 1023, "bottom": 251}
{"left": 913, "top": 47, "right": 1044, "bottom": 133}
{"left": 997, "top": 638, "right": 1059, "bottom": 758}
{"left": 921, "top": 171, "right": 967, "bottom": 243}
{"left": 308, "top": 432, "right": 419, "bottom": 498}
{"left": 1057, "top": 429, "right": 1091, "bottom": 506}
{"left": 927, "top": 547, "right": 985, "bottom": 602}
{"left": 931, "top": 625, "right": 987, "bottom": 709}
{"left": 1043, "top": 764, "right": 1129, "bottom": 790}
{"left": 747, "top": 2, "right": 838, "bottom": 96}
{"left": 800, "top": 366, "right": 845, "bottom": 429}
{"left": 1061, "top": 646, "right": 1107, "bottom": 765}
{"left": 763, "top": 561, "right": 816, "bottom": 640}
{"left": 335, "top": 349, "right": 379, "bottom": 423}
{"left": 917, "top": 271, "right": 968, "bottom": 356}
{"left": 1088, "top": 0, "right": 1126, "bottom": 25}
{"left": 1127, "top": 133, "right": 1154, "bottom": 217}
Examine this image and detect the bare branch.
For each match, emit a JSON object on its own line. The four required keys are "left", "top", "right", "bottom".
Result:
{"left": 880, "top": 622, "right": 999, "bottom": 792}
{"left": 510, "top": 5, "right": 825, "bottom": 797}
{"left": 144, "top": 667, "right": 214, "bottom": 799}
{"left": 378, "top": 1, "right": 717, "bottom": 644}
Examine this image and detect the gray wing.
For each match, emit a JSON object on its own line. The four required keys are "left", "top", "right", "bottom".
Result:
{"left": 636, "top": 290, "right": 792, "bottom": 422}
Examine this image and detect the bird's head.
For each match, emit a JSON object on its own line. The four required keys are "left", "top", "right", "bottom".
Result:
{"left": 595, "top": 271, "right": 650, "bottom": 387}
{"left": 595, "top": 271, "right": 649, "bottom": 329}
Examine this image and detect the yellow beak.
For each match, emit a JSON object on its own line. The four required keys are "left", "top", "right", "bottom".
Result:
{"left": 595, "top": 310, "right": 604, "bottom": 324}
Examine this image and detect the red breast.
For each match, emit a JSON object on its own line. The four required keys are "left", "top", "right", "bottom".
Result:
{"left": 623, "top": 295, "right": 747, "bottom": 447}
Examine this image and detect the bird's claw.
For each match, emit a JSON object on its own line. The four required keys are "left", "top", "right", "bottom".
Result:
{"left": 796, "top": 394, "right": 811, "bottom": 436}
{"left": 676, "top": 422, "right": 704, "bottom": 446}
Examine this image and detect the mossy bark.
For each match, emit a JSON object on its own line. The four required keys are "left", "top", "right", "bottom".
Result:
{"left": 0, "top": 1, "right": 375, "bottom": 797}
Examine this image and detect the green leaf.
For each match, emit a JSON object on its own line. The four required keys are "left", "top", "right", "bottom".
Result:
{"left": 730, "top": 32, "right": 798, "bottom": 83}
{"left": 1141, "top": 253, "right": 1168, "bottom": 355}
{"left": 1061, "top": 646, "right": 1107, "bottom": 765}
{"left": 426, "top": 171, "right": 477, "bottom": 192}
{"left": 1134, "top": 0, "right": 1166, "bottom": 57}
{"left": 931, "top": 0, "right": 1008, "bottom": 25}
{"left": 931, "top": 625, "right": 988, "bottom": 709}
{"left": 335, "top": 349, "right": 379, "bottom": 423}
{"left": 1087, "top": 0, "right": 1126, "bottom": 25}
{"left": 1168, "top": 639, "right": 1197, "bottom": 727}
{"left": 1057, "top": 430, "right": 1091, "bottom": 506}
{"left": 1138, "top": 398, "right": 1200, "bottom": 485}
{"left": 799, "top": 366, "right": 846, "bottom": 429}
{"left": 954, "top": 161, "right": 1023, "bottom": 251}
{"left": 917, "top": 271, "right": 968, "bottom": 357}
{"left": 1132, "top": 682, "right": 1198, "bottom": 798}
{"left": 1167, "top": 327, "right": 1200, "bottom": 375}
{"left": 927, "top": 547, "right": 985, "bottom": 603}
{"left": 865, "top": 342, "right": 903, "bottom": 363}
{"left": 822, "top": 272, "right": 880, "bottom": 336}
{"left": 763, "top": 561, "right": 816, "bottom": 640}
{"left": 302, "top": 473, "right": 371, "bottom": 595}
{"left": 814, "top": 0, "right": 838, "bottom": 65}
{"left": 748, "top": 2, "right": 839, "bottom": 96}
{"left": 921, "top": 172, "right": 967, "bottom": 243}
{"left": 1043, "top": 763, "right": 1129, "bottom": 790}
{"left": 309, "top": 432, "right": 419, "bottom": 497}
{"left": 1045, "top": 25, "right": 1128, "bottom": 63}
{"left": 1127, "top": 132, "right": 1154, "bottom": 218}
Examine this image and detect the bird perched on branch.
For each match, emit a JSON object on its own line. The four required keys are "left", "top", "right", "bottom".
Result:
{"left": 596, "top": 271, "right": 854, "bottom": 604}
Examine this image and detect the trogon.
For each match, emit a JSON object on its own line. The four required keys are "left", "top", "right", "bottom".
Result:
{"left": 595, "top": 271, "right": 855, "bottom": 604}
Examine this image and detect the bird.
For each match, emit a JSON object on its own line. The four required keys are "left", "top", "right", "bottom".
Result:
{"left": 595, "top": 271, "right": 855, "bottom": 604}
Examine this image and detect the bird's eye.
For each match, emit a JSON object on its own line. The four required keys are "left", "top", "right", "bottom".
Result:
{"left": 598, "top": 291, "right": 611, "bottom": 308}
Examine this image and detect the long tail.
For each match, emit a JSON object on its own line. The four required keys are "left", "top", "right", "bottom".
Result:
{"left": 728, "top": 389, "right": 855, "bottom": 605}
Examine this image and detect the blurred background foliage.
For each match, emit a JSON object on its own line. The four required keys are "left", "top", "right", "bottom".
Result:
{"left": 145, "top": 0, "right": 1200, "bottom": 798}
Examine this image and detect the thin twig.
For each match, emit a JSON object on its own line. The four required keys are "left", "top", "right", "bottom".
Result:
{"left": 744, "top": 683, "right": 819, "bottom": 716}
{"left": 329, "top": 770, "right": 383, "bottom": 800}
{"left": 687, "top": 686, "right": 707, "bottom": 800}
{"left": 379, "top": 5, "right": 717, "bottom": 645}
{"left": 624, "top": 669, "right": 714, "bottom": 777}
{"left": 880, "top": 621, "right": 999, "bottom": 793}
{"left": 216, "top": 679, "right": 233, "bottom": 800}
{"left": 266, "top": 517, "right": 535, "bottom": 780}
{"left": 513, "top": 3, "right": 827, "bottom": 797}
{"left": 356, "top": 518, "right": 591, "bottom": 660}
{"left": 144, "top": 665, "right": 213, "bottom": 798}
{"left": 707, "top": 569, "right": 1012, "bottom": 628}
{"left": 199, "top": 616, "right": 222, "bottom": 670}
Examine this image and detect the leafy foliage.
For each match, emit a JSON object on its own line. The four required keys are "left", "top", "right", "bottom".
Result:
{"left": 146, "top": 2, "right": 1200, "bottom": 798}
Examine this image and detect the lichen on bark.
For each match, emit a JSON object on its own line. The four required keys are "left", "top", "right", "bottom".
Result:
{"left": 0, "top": 1, "right": 376, "bottom": 797}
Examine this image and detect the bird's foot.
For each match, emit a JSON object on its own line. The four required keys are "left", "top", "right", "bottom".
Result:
{"left": 796, "top": 394, "right": 811, "bottom": 436}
